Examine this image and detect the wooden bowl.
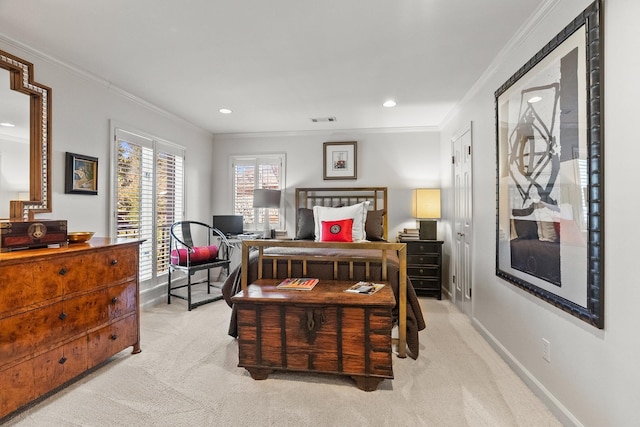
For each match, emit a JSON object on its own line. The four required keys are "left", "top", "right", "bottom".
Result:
{"left": 67, "top": 231, "right": 94, "bottom": 243}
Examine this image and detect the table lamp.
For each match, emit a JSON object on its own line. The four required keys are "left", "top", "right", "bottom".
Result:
{"left": 414, "top": 188, "right": 441, "bottom": 240}
{"left": 253, "top": 188, "right": 281, "bottom": 238}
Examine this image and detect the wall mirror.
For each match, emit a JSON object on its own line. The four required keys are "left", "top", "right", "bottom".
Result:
{"left": 0, "top": 49, "right": 51, "bottom": 220}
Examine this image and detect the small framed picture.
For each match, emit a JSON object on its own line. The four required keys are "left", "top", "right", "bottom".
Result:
{"left": 323, "top": 141, "right": 357, "bottom": 180}
{"left": 65, "top": 152, "right": 98, "bottom": 195}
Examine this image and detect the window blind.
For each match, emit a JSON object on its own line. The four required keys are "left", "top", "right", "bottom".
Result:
{"left": 115, "top": 128, "right": 184, "bottom": 283}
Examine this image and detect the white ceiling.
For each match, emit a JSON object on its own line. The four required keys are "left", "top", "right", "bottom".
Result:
{"left": 0, "top": 0, "right": 544, "bottom": 135}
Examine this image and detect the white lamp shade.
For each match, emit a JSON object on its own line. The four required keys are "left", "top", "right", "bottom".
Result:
{"left": 253, "top": 189, "right": 281, "bottom": 208}
{"left": 414, "top": 188, "right": 441, "bottom": 219}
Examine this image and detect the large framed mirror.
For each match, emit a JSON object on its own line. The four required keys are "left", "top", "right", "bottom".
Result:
{"left": 0, "top": 49, "right": 51, "bottom": 220}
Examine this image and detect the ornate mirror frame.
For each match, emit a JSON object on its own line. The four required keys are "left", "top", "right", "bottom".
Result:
{"left": 0, "top": 49, "right": 51, "bottom": 220}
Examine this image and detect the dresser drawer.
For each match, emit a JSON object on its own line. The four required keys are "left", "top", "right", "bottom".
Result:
{"left": 0, "top": 357, "right": 36, "bottom": 416}
{"left": 0, "top": 303, "right": 67, "bottom": 364}
{"left": 62, "top": 247, "right": 138, "bottom": 295}
{"left": 410, "top": 277, "right": 441, "bottom": 291}
{"left": 407, "top": 253, "right": 440, "bottom": 266}
{"left": 406, "top": 241, "right": 441, "bottom": 255}
{"left": 31, "top": 336, "right": 88, "bottom": 395}
{"left": 0, "top": 261, "right": 64, "bottom": 315}
{"left": 408, "top": 265, "right": 440, "bottom": 278}
{"left": 0, "top": 336, "right": 87, "bottom": 416}
{"left": 86, "top": 314, "right": 138, "bottom": 368}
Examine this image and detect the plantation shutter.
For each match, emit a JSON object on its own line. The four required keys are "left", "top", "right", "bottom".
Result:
{"left": 156, "top": 144, "right": 184, "bottom": 274}
{"left": 115, "top": 128, "right": 184, "bottom": 283}
{"left": 231, "top": 155, "right": 284, "bottom": 230}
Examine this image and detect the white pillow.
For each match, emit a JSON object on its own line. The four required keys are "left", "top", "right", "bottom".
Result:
{"left": 313, "top": 202, "right": 369, "bottom": 242}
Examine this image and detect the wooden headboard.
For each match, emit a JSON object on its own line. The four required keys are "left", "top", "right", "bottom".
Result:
{"left": 295, "top": 187, "right": 388, "bottom": 240}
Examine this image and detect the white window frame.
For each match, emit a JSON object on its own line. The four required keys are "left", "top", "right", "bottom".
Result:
{"left": 110, "top": 123, "right": 185, "bottom": 291}
{"left": 229, "top": 154, "right": 286, "bottom": 232}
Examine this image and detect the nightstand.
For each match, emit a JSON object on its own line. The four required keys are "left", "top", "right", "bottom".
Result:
{"left": 400, "top": 239, "right": 443, "bottom": 299}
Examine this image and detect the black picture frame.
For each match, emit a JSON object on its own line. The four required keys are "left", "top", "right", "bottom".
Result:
{"left": 65, "top": 152, "right": 98, "bottom": 195}
{"left": 495, "top": 0, "right": 603, "bottom": 328}
{"left": 323, "top": 141, "right": 357, "bottom": 180}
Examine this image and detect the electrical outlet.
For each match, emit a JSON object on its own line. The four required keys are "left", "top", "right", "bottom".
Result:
{"left": 542, "top": 338, "right": 551, "bottom": 363}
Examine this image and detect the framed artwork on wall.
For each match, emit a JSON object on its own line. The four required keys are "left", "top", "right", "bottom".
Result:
{"left": 323, "top": 141, "right": 357, "bottom": 180}
{"left": 495, "top": 0, "right": 603, "bottom": 328}
{"left": 65, "top": 152, "right": 98, "bottom": 195}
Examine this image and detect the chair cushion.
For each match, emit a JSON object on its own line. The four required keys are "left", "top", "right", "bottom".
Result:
{"left": 171, "top": 245, "right": 219, "bottom": 266}
{"left": 320, "top": 218, "right": 353, "bottom": 242}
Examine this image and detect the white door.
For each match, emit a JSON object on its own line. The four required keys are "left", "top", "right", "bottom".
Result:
{"left": 452, "top": 124, "right": 473, "bottom": 317}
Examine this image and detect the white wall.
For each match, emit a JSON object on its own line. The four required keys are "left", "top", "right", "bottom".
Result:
{"left": 211, "top": 130, "right": 441, "bottom": 241}
{"left": 0, "top": 38, "right": 215, "bottom": 235}
{"left": 440, "top": 0, "right": 640, "bottom": 425}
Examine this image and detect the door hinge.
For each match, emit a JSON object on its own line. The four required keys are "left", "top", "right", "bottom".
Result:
{"left": 468, "top": 146, "right": 471, "bottom": 155}
{"left": 452, "top": 155, "right": 455, "bottom": 164}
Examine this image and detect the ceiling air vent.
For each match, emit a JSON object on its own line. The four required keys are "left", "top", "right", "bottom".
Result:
{"left": 310, "top": 117, "right": 337, "bottom": 123}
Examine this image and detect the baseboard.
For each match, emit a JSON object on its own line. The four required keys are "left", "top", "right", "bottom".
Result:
{"left": 140, "top": 282, "right": 168, "bottom": 310}
{"left": 472, "top": 318, "right": 583, "bottom": 427}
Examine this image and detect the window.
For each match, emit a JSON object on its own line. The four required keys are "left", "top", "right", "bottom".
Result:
{"left": 113, "top": 127, "right": 185, "bottom": 286}
{"left": 231, "top": 154, "right": 285, "bottom": 231}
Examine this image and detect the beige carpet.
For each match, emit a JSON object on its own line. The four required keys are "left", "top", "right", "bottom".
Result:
{"left": 4, "top": 297, "right": 561, "bottom": 427}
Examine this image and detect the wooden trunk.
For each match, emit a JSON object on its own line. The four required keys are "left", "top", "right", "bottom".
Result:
{"left": 0, "top": 238, "right": 142, "bottom": 421}
{"left": 232, "top": 279, "right": 395, "bottom": 391}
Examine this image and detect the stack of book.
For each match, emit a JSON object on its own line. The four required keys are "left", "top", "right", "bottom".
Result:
{"left": 397, "top": 228, "right": 419, "bottom": 241}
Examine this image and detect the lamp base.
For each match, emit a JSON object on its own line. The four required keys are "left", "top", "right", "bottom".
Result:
{"left": 418, "top": 220, "right": 437, "bottom": 240}
{"left": 263, "top": 219, "right": 271, "bottom": 239}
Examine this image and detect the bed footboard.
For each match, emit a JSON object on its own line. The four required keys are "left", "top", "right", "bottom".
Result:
{"left": 240, "top": 240, "right": 408, "bottom": 358}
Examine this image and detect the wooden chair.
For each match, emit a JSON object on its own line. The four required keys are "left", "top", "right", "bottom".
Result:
{"left": 167, "top": 221, "right": 232, "bottom": 310}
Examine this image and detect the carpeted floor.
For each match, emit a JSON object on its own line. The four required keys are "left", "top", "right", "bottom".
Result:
{"left": 4, "top": 296, "right": 561, "bottom": 427}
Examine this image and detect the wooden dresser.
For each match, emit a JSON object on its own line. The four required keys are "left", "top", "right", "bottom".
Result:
{"left": 0, "top": 238, "right": 142, "bottom": 420}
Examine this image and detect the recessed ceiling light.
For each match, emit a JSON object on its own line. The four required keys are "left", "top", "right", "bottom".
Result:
{"left": 219, "top": 108, "right": 232, "bottom": 114}
{"left": 0, "top": 122, "right": 16, "bottom": 127}
{"left": 382, "top": 100, "right": 397, "bottom": 108}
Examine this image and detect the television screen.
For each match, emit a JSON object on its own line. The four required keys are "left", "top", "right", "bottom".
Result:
{"left": 212, "top": 215, "right": 244, "bottom": 237}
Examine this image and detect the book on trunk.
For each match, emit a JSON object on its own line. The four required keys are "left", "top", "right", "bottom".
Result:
{"left": 276, "top": 278, "right": 319, "bottom": 291}
{"left": 344, "top": 281, "right": 385, "bottom": 295}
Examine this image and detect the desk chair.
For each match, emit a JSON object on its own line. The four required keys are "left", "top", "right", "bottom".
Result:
{"left": 168, "top": 221, "right": 232, "bottom": 310}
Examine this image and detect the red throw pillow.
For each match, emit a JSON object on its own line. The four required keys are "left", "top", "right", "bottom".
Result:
{"left": 170, "top": 245, "right": 219, "bottom": 265}
{"left": 321, "top": 218, "right": 353, "bottom": 242}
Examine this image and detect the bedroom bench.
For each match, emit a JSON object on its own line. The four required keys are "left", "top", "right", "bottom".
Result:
{"left": 231, "top": 239, "right": 407, "bottom": 391}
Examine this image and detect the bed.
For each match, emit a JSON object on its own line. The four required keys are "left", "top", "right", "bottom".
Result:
{"left": 222, "top": 187, "right": 426, "bottom": 359}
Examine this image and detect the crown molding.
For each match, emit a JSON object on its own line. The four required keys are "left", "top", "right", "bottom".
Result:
{"left": 0, "top": 32, "right": 210, "bottom": 137}
{"left": 440, "top": 0, "right": 560, "bottom": 128}
{"left": 212, "top": 125, "right": 439, "bottom": 139}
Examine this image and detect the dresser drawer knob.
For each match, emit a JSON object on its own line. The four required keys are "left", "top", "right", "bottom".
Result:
{"left": 58, "top": 356, "right": 67, "bottom": 365}
{"left": 111, "top": 297, "right": 119, "bottom": 304}
{"left": 58, "top": 312, "right": 67, "bottom": 320}
{"left": 59, "top": 268, "right": 67, "bottom": 275}
{"left": 110, "top": 334, "right": 118, "bottom": 341}
{"left": 111, "top": 259, "right": 118, "bottom": 266}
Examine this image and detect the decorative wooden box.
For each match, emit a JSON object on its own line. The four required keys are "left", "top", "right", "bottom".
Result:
{"left": 0, "top": 220, "right": 68, "bottom": 252}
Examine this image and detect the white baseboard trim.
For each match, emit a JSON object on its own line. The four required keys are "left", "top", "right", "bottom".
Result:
{"left": 472, "top": 318, "right": 582, "bottom": 427}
